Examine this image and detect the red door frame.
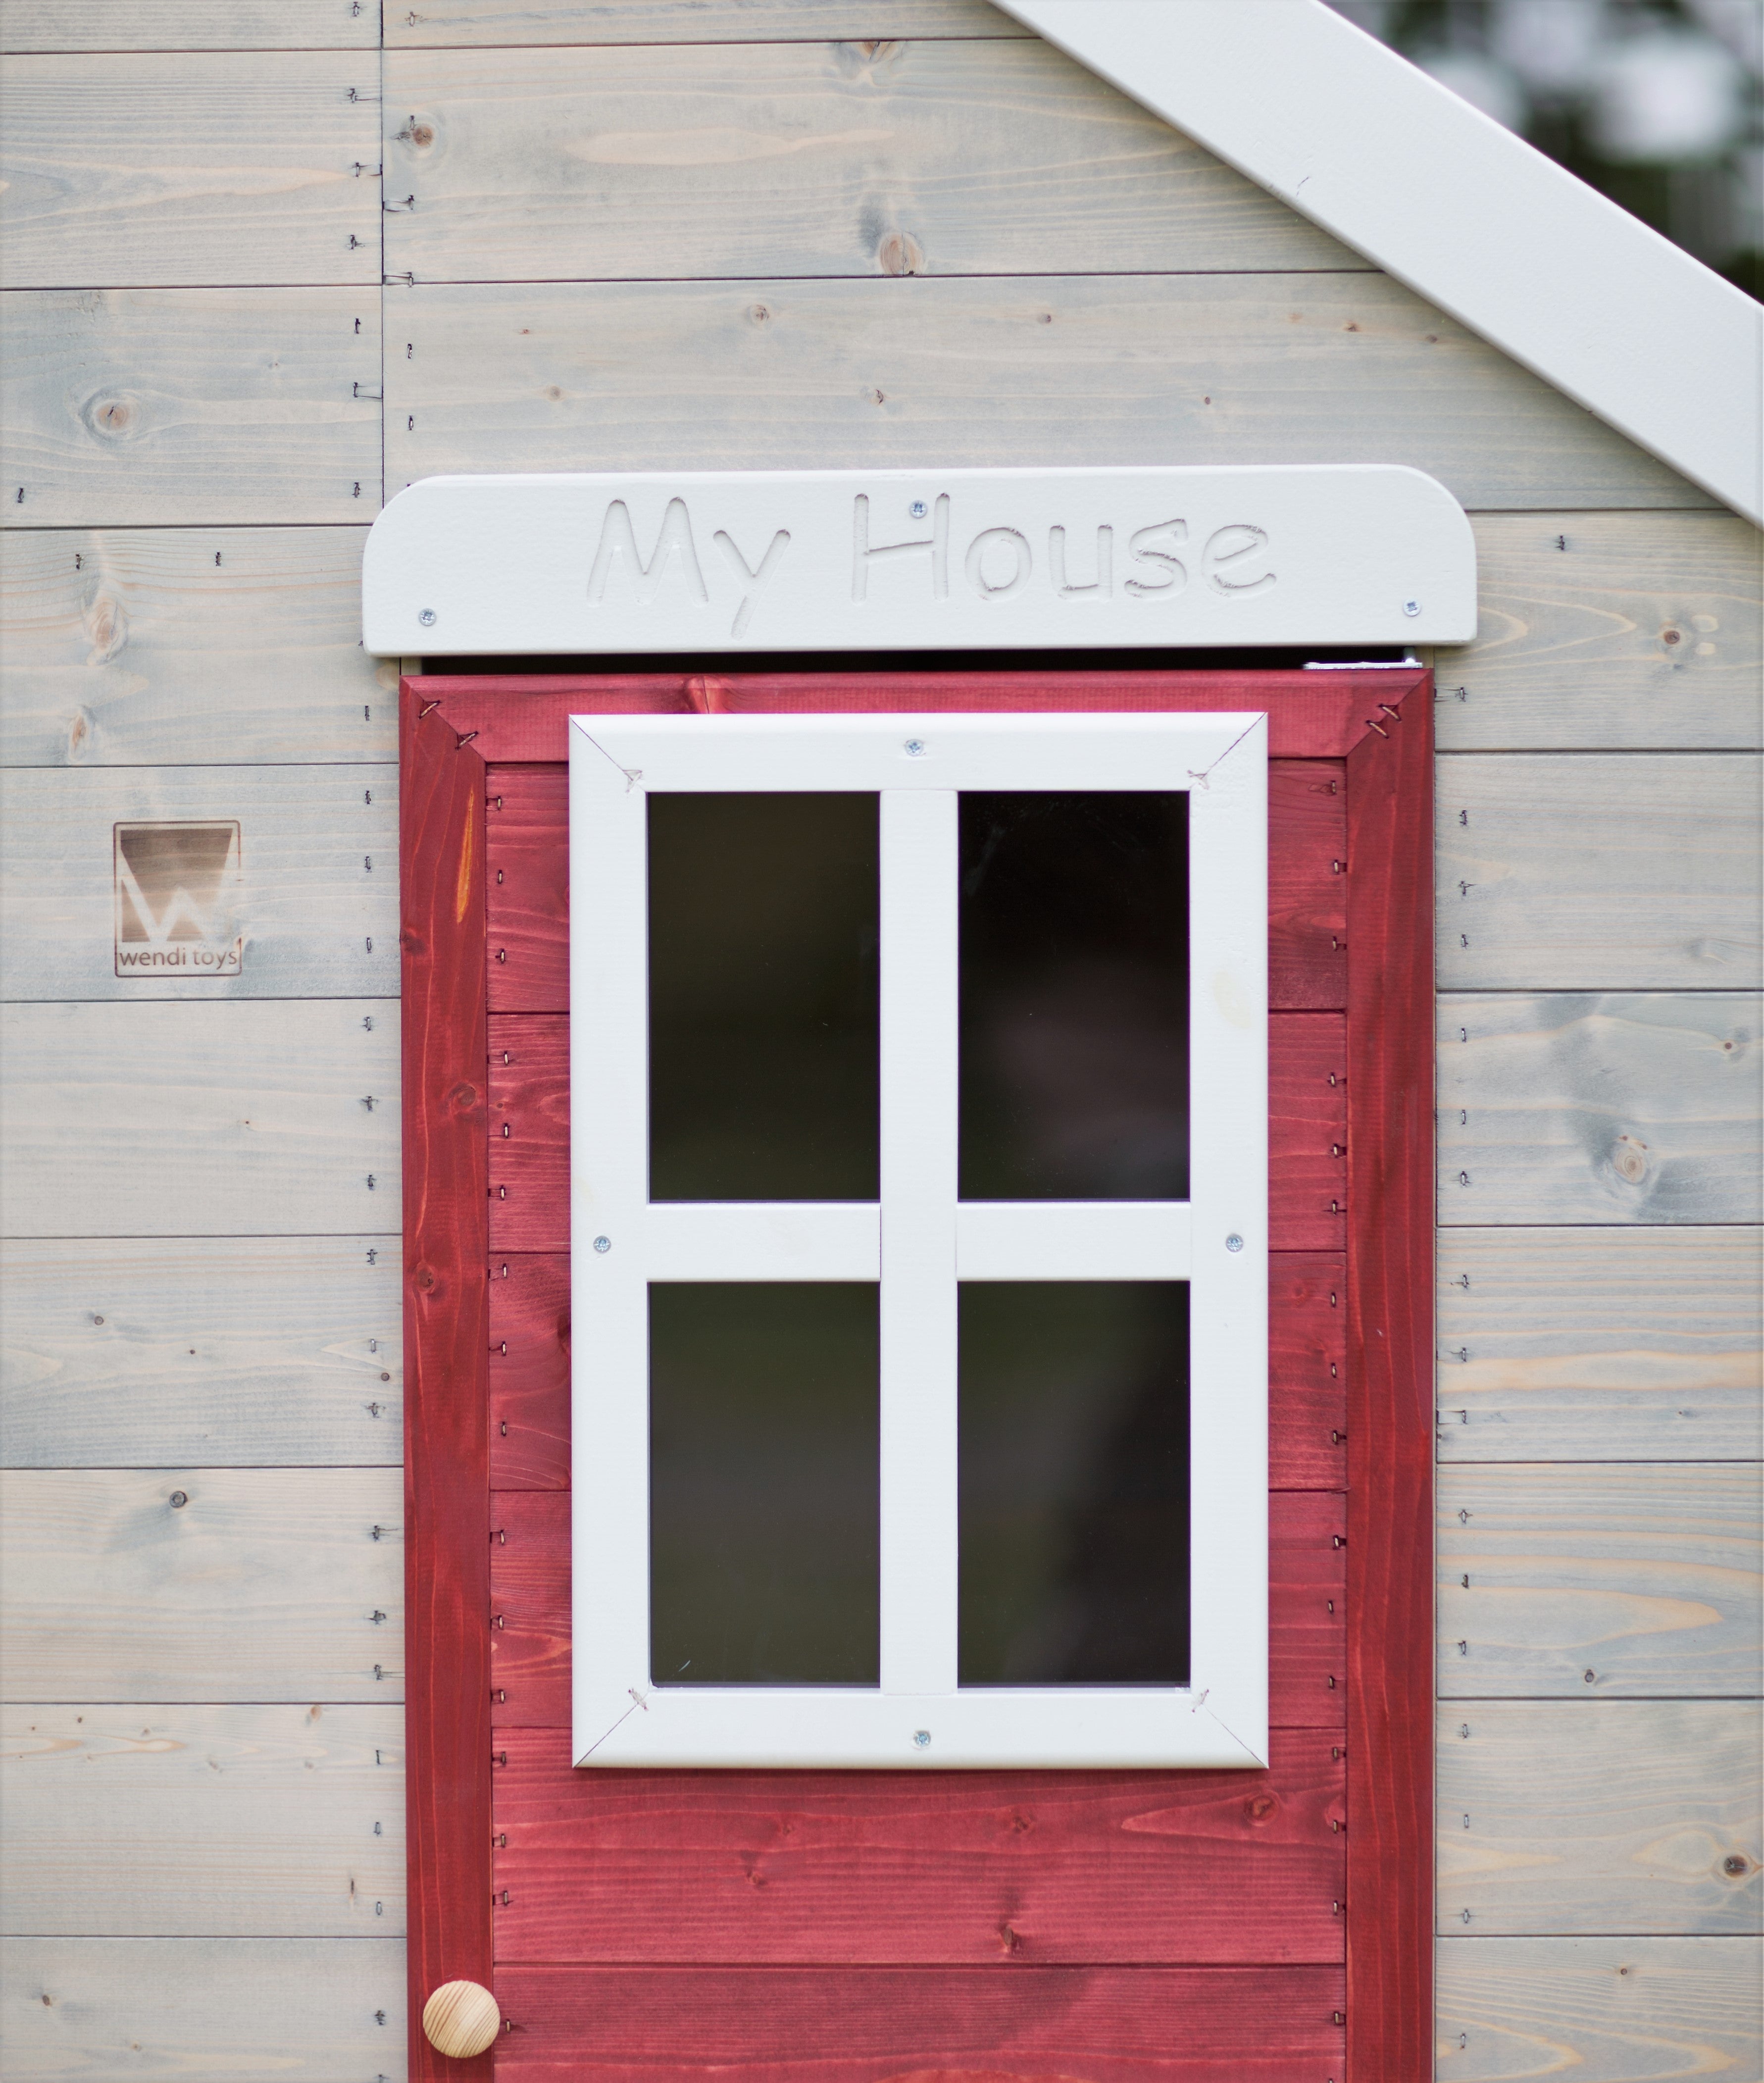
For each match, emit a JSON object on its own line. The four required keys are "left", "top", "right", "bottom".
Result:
{"left": 400, "top": 667, "right": 1434, "bottom": 2079}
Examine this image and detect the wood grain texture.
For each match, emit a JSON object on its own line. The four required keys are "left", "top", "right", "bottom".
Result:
{"left": 0, "top": 1468, "right": 403, "bottom": 1701}
{"left": 2, "top": 288, "right": 381, "bottom": 526}
{"left": 1, "top": 1236, "right": 401, "bottom": 1468}
{"left": 1435, "top": 1227, "right": 1764, "bottom": 1463}
{"left": 485, "top": 1010, "right": 1349, "bottom": 1251}
{"left": 1437, "top": 1464, "right": 1763, "bottom": 1697}
{"left": 490, "top": 1727, "right": 1346, "bottom": 1964}
{"left": 487, "top": 1247, "right": 1349, "bottom": 1491}
{"left": 1435, "top": 1937, "right": 1764, "bottom": 2082}
{"left": 1438, "top": 992, "right": 1763, "bottom": 1225}
{"left": 0, "top": 765, "right": 398, "bottom": 1001}
{"left": 1437, "top": 1703, "right": 1763, "bottom": 1935}
{"left": 385, "top": 275, "right": 1709, "bottom": 513}
{"left": 0, "top": 1937, "right": 407, "bottom": 2083}
{"left": 1438, "top": 512, "right": 1764, "bottom": 753}
{"left": 382, "top": 38, "right": 1361, "bottom": 284}
{"left": 0, "top": 53, "right": 381, "bottom": 289}
{"left": 0, "top": 1706, "right": 404, "bottom": 1936}
{"left": 399, "top": 690, "right": 493, "bottom": 2083}
{"left": 492, "top": 1966, "right": 1347, "bottom": 2080}
{"left": 0, "top": 999, "right": 399, "bottom": 1235}
{"left": 1343, "top": 674, "right": 1434, "bottom": 2076}
{"left": 0, "top": 2, "right": 380, "bottom": 52}
{"left": 383, "top": 1, "right": 1033, "bottom": 46}
{"left": 1437, "top": 755, "right": 1762, "bottom": 989}
{"left": 488, "top": 1489, "right": 1346, "bottom": 1730}
{"left": 0, "top": 527, "right": 392, "bottom": 768}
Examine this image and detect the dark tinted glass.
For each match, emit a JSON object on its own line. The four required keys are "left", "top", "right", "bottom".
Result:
{"left": 959, "top": 1282, "right": 1189, "bottom": 1685}
{"left": 650, "top": 1282, "right": 880, "bottom": 1685}
{"left": 649, "top": 793, "right": 879, "bottom": 1201}
{"left": 959, "top": 792, "right": 1189, "bottom": 1200}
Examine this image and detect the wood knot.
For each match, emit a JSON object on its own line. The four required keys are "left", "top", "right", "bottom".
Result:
{"left": 1661, "top": 626, "right": 1682, "bottom": 646}
{"left": 1723, "top": 1853, "right": 1751, "bottom": 1876}
{"left": 1243, "top": 1793, "right": 1279, "bottom": 1825}
{"left": 413, "top": 1265, "right": 438, "bottom": 1293}
{"left": 411, "top": 123, "right": 434, "bottom": 147}
{"left": 85, "top": 395, "right": 139, "bottom": 438}
{"left": 1610, "top": 1134, "right": 1650, "bottom": 1185}
{"left": 450, "top": 1080, "right": 481, "bottom": 1111}
{"left": 835, "top": 38, "right": 905, "bottom": 74}
{"left": 83, "top": 594, "right": 127, "bottom": 664}
{"left": 997, "top": 1921, "right": 1022, "bottom": 1952}
{"left": 543, "top": 385, "right": 563, "bottom": 402}
{"left": 877, "top": 228, "right": 925, "bottom": 276}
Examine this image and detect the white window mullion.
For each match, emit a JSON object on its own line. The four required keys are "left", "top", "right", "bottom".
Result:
{"left": 878, "top": 787, "right": 959, "bottom": 1697}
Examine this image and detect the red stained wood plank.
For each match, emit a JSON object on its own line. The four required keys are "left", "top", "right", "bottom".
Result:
{"left": 483, "top": 759, "right": 1345, "bottom": 1017}
{"left": 1344, "top": 682, "right": 1435, "bottom": 2075}
{"left": 486, "top": 1248, "right": 1346, "bottom": 1494}
{"left": 493, "top": 1965, "right": 1346, "bottom": 2080}
{"left": 489, "top": 1728, "right": 1345, "bottom": 1967}
{"left": 488, "top": 1492, "right": 1343, "bottom": 1733}
{"left": 400, "top": 692, "right": 493, "bottom": 2083}
{"left": 486, "top": 1014, "right": 1345, "bottom": 1254}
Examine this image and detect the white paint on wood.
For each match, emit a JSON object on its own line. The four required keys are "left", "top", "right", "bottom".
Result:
{"left": 0, "top": 1937, "right": 407, "bottom": 2083}
{"left": 384, "top": 275, "right": 1710, "bottom": 515}
{"left": 1438, "top": 1464, "right": 1763, "bottom": 1697}
{"left": 0, "top": 767, "right": 398, "bottom": 1000}
{"left": 1437, "top": 1702, "right": 1763, "bottom": 1934}
{"left": 1, "top": 289, "right": 381, "bottom": 527}
{"left": 0, "top": 528, "right": 392, "bottom": 769}
{"left": 0, "top": 1000, "right": 400, "bottom": 1235}
{"left": 382, "top": 38, "right": 1363, "bottom": 284}
{"left": 1439, "top": 994, "right": 1763, "bottom": 1226}
{"left": 1436, "top": 1937, "right": 1764, "bottom": 2083}
{"left": 1, "top": 1237, "right": 401, "bottom": 1468}
{"left": 1437, "top": 755, "right": 1762, "bottom": 990}
{"left": 0, "top": 1706, "right": 404, "bottom": 1936}
{"left": 365, "top": 466, "right": 1477, "bottom": 654}
{"left": 1, "top": 3, "right": 380, "bottom": 52}
{"left": 1000, "top": 0, "right": 1763, "bottom": 523}
{"left": 1441, "top": 514, "right": 1764, "bottom": 754}
{"left": 1436, "top": 1228, "right": 1764, "bottom": 1463}
{"left": 0, "top": 1469, "right": 403, "bottom": 1701}
{"left": 381, "top": 0, "right": 1031, "bottom": 46}
{"left": 956, "top": 1201, "right": 1192, "bottom": 1280}
{"left": 644, "top": 1202, "right": 879, "bottom": 1280}
{"left": 0, "top": 54, "right": 382, "bottom": 290}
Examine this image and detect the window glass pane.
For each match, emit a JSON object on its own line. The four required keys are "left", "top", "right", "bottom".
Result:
{"left": 959, "top": 792, "right": 1189, "bottom": 1200}
{"left": 650, "top": 1282, "right": 880, "bottom": 1685}
{"left": 959, "top": 1282, "right": 1190, "bottom": 1685}
{"left": 649, "top": 793, "right": 879, "bottom": 1201}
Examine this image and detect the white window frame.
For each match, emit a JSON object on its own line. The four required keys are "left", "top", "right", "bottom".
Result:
{"left": 569, "top": 711, "right": 1268, "bottom": 1769}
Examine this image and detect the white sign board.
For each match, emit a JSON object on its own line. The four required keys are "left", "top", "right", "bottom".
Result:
{"left": 362, "top": 465, "right": 1475, "bottom": 655}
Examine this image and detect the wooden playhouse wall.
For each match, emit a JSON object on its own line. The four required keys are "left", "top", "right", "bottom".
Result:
{"left": 2, "top": 3, "right": 1760, "bottom": 2076}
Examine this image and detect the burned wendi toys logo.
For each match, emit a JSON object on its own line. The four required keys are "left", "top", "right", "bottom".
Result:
{"left": 113, "top": 821, "right": 243, "bottom": 976}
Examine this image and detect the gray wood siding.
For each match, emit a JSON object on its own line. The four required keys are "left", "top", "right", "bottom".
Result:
{"left": 1, "top": 8, "right": 1758, "bottom": 2079}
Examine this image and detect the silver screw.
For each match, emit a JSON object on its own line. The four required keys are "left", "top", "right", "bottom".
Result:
{"left": 1225, "top": 1233, "right": 1244, "bottom": 1253}
{"left": 1402, "top": 599, "right": 1421, "bottom": 617}
{"left": 593, "top": 1235, "right": 611, "bottom": 1255}
{"left": 418, "top": 608, "right": 437, "bottom": 626}
{"left": 912, "top": 1729, "right": 931, "bottom": 1748}
{"left": 904, "top": 739, "right": 927, "bottom": 757}
{"left": 910, "top": 501, "right": 927, "bottom": 518}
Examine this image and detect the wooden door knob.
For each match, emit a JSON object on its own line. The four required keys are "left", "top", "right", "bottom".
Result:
{"left": 422, "top": 1980, "right": 501, "bottom": 2059}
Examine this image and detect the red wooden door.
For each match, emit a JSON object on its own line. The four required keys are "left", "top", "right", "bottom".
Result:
{"left": 401, "top": 670, "right": 1433, "bottom": 2083}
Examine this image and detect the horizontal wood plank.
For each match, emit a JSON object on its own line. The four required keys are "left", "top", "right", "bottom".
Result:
{"left": 1436, "top": 1227, "right": 1763, "bottom": 1462}
{"left": 1437, "top": 755, "right": 1762, "bottom": 989}
{"left": 1437, "top": 1464, "right": 1763, "bottom": 1697}
{"left": 487, "top": 1246, "right": 1348, "bottom": 1490}
{"left": 1438, "top": 993, "right": 1763, "bottom": 1226}
{"left": 493, "top": 1965, "right": 1346, "bottom": 2079}
{"left": 0, "top": 999, "right": 400, "bottom": 1234}
{"left": 0, "top": 54, "right": 382, "bottom": 289}
{"left": 1, "top": 1236, "right": 401, "bottom": 1467}
{"left": 0, "top": 527, "right": 393, "bottom": 768}
{"left": 1, "top": 2, "right": 380, "bottom": 51}
{"left": 0, "top": 1468, "right": 403, "bottom": 1700}
{"left": 491, "top": 1726, "right": 1345, "bottom": 1964}
{"left": 384, "top": 2, "right": 1033, "bottom": 46}
{"left": 0, "top": 1937, "right": 407, "bottom": 2083}
{"left": 1439, "top": 513, "right": 1764, "bottom": 752}
{"left": 1437, "top": 1702, "right": 1763, "bottom": 1935}
{"left": 0, "top": 1705, "right": 404, "bottom": 1936}
{"left": 386, "top": 275, "right": 1709, "bottom": 513}
{"left": 0, "top": 766, "right": 398, "bottom": 1000}
{"left": 2, "top": 288, "right": 381, "bottom": 526}
{"left": 383, "top": 39, "right": 1361, "bottom": 284}
{"left": 1435, "top": 1936, "right": 1764, "bottom": 2082}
